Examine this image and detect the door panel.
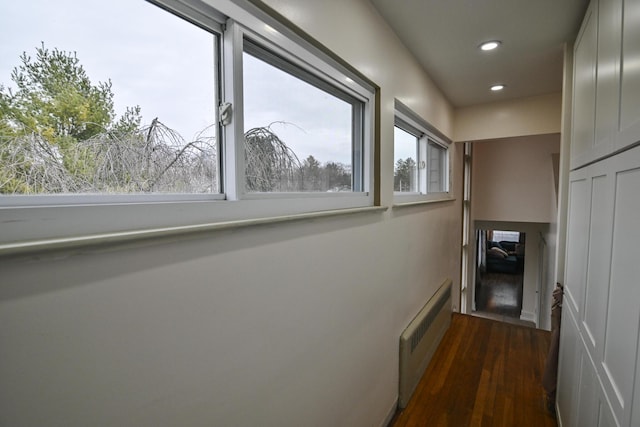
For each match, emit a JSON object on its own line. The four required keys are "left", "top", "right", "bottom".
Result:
{"left": 583, "top": 174, "right": 613, "bottom": 354}
{"left": 558, "top": 307, "right": 582, "bottom": 427}
{"left": 595, "top": 0, "right": 622, "bottom": 153}
{"left": 560, "top": 146, "right": 640, "bottom": 426}
{"left": 572, "top": 2, "right": 598, "bottom": 169}
{"left": 577, "top": 351, "right": 601, "bottom": 427}
{"left": 565, "top": 176, "right": 591, "bottom": 314}
{"left": 602, "top": 165, "right": 640, "bottom": 423}
{"left": 619, "top": 0, "right": 640, "bottom": 148}
{"left": 599, "top": 398, "right": 621, "bottom": 427}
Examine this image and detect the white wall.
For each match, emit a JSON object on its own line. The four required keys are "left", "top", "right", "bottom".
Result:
{"left": 471, "top": 134, "right": 560, "bottom": 224}
{"left": 454, "top": 93, "right": 562, "bottom": 142}
{"left": 555, "top": 42, "right": 574, "bottom": 289}
{"left": 0, "top": 1, "right": 462, "bottom": 426}
{"left": 454, "top": 91, "right": 565, "bottom": 321}
{"left": 0, "top": 213, "right": 459, "bottom": 427}
{"left": 542, "top": 220, "right": 558, "bottom": 331}
{"left": 470, "top": 134, "right": 560, "bottom": 329}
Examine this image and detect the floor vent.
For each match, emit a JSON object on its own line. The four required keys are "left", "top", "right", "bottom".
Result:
{"left": 399, "top": 278, "right": 452, "bottom": 408}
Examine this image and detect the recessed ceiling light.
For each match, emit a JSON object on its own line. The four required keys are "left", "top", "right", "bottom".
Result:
{"left": 480, "top": 41, "right": 501, "bottom": 51}
{"left": 490, "top": 84, "right": 505, "bottom": 91}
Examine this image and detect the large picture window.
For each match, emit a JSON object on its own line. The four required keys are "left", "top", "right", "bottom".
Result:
{"left": 0, "top": 0, "right": 221, "bottom": 196}
{"left": 0, "top": 0, "right": 376, "bottom": 247}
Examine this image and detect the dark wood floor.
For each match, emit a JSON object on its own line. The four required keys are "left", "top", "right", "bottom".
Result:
{"left": 475, "top": 272, "right": 523, "bottom": 319}
{"left": 391, "top": 313, "right": 555, "bottom": 427}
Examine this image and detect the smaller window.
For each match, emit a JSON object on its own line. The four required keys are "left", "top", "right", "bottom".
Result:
{"left": 393, "top": 125, "right": 418, "bottom": 193}
{"left": 393, "top": 101, "right": 450, "bottom": 202}
{"left": 241, "top": 38, "right": 365, "bottom": 194}
{"left": 427, "top": 139, "right": 448, "bottom": 193}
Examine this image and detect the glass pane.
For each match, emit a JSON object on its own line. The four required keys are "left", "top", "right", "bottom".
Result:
{"left": 243, "top": 50, "right": 354, "bottom": 193}
{"left": 393, "top": 126, "right": 418, "bottom": 192}
{"left": 492, "top": 230, "right": 521, "bottom": 242}
{"left": 427, "top": 140, "right": 447, "bottom": 193}
{"left": 0, "top": 0, "right": 219, "bottom": 195}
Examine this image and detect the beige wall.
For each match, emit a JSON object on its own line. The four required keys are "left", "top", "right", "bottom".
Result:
{"left": 454, "top": 93, "right": 563, "bottom": 142}
{"left": 469, "top": 134, "right": 560, "bottom": 328}
{"left": 0, "top": 1, "right": 570, "bottom": 424}
{"left": 0, "top": 1, "right": 462, "bottom": 427}
{"left": 554, "top": 42, "right": 574, "bottom": 287}
{"left": 471, "top": 133, "right": 560, "bottom": 224}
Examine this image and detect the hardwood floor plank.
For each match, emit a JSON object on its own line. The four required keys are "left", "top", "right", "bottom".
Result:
{"left": 391, "top": 314, "right": 556, "bottom": 427}
{"left": 470, "top": 368, "right": 491, "bottom": 426}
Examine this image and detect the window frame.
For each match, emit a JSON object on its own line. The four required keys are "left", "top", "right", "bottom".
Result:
{"left": 0, "top": 0, "right": 377, "bottom": 248}
{"left": 426, "top": 137, "right": 449, "bottom": 194}
{"left": 393, "top": 120, "right": 420, "bottom": 194}
{"left": 393, "top": 100, "right": 452, "bottom": 204}
{"left": 223, "top": 20, "right": 374, "bottom": 202}
{"left": 491, "top": 230, "right": 521, "bottom": 243}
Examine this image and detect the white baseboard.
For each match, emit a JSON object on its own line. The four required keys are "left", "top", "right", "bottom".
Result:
{"left": 520, "top": 310, "right": 537, "bottom": 324}
{"left": 381, "top": 398, "right": 398, "bottom": 427}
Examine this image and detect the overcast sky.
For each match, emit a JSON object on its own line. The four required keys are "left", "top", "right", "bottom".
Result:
{"left": 1, "top": 0, "right": 215, "bottom": 141}
{"left": 1, "top": 0, "right": 413, "bottom": 167}
{"left": 393, "top": 126, "right": 418, "bottom": 164}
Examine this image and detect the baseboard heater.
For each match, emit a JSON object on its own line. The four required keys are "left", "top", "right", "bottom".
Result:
{"left": 398, "top": 278, "right": 452, "bottom": 408}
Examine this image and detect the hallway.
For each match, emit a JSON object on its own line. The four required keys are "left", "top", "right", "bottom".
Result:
{"left": 473, "top": 272, "right": 535, "bottom": 327}
{"left": 392, "top": 314, "right": 555, "bottom": 427}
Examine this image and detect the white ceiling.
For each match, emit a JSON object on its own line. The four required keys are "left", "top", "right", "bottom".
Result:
{"left": 369, "top": 0, "right": 589, "bottom": 107}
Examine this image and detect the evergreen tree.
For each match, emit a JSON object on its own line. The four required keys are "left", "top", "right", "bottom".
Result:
{"left": 394, "top": 157, "right": 417, "bottom": 192}
{"left": 0, "top": 44, "right": 143, "bottom": 193}
{"left": 0, "top": 43, "right": 140, "bottom": 143}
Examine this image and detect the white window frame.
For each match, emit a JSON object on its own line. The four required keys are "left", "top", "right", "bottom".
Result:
{"left": 426, "top": 138, "right": 449, "bottom": 193}
{"left": 393, "top": 120, "right": 420, "bottom": 194}
{"left": 393, "top": 100, "right": 451, "bottom": 204}
{"left": 0, "top": 0, "right": 376, "bottom": 248}
{"left": 223, "top": 20, "right": 373, "bottom": 201}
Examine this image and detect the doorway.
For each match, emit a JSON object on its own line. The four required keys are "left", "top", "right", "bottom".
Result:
{"left": 474, "top": 229, "right": 526, "bottom": 322}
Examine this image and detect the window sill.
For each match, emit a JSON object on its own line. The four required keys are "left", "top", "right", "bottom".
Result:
{"left": 2, "top": 192, "right": 374, "bottom": 245}
{"left": 0, "top": 205, "right": 387, "bottom": 258}
{"left": 392, "top": 196, "right": 456, "bottom": 208}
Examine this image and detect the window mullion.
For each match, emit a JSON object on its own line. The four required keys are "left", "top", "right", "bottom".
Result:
{"left": 418, "top": 135, "right": 427, "bottom": 193}
{"left": 222, "top": 21, "right": 245, "bottom": 200}
{"left": 352, "top": 104, "right": 364, "bottom": 192}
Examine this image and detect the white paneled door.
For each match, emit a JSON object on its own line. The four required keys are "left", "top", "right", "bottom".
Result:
{"left": 558, "top": 144, "right": 640, "bottom": 427}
